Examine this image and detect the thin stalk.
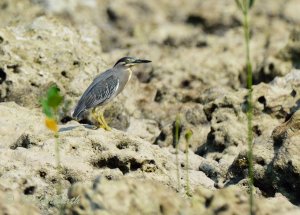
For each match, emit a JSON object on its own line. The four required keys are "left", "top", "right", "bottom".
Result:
{"left": 53, "top": 108, "right": 62, "bottom": 195}
{"left": 55, "top": 133, "right": 65, "bottom": 214}
{"left": 53, "top": 109, "right": 63, "bottom": 214}
{"left": 175, "top": 115, "right": 181, "bottom": 191}
{"left": 55, "top": 132, "right": 62, "bottom": 195}
{"left": 185, "top": 138, "right": 190, "bottom": 196}
{"left": 242, "top": 1, "right": 254, "bottom": 214}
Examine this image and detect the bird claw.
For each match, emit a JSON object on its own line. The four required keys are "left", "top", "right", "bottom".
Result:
{"left": 100, "top": 124, "right": 112, "bottom": 131}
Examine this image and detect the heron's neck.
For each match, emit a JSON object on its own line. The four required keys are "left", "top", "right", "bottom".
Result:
{"left": 126, "top": 68, "right": 132, "bottom": 81}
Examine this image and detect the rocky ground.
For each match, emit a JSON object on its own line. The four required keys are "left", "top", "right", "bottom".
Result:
{"left": 0, "top": 0, "right": 300, "bottom": 214}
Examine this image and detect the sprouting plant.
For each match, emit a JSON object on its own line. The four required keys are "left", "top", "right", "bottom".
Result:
{"left": 235, "top": 0, "right": 255, "bottom": 214}
{"left": 41, "top": 85, "right": 64, "bottom": 197}
{"left": 174, "top": 114, "right": 181, "bottom": 192}
{"left": 184, "top": 128, "right": 193, "bottom": 197}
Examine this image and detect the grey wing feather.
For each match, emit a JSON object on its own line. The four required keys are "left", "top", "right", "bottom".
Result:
{"left": 72, "top": 71, "right": 119, "bottom": 118}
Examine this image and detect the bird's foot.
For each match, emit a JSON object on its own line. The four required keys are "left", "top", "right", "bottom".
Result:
{"left": 92, "top": 109, "right": 112, "bottom": 131}
{"left": 98, "top": 113, "right": 112, "bottom": 131}
{"left": 99, "top": 124, "right": 112, "bottom": 131}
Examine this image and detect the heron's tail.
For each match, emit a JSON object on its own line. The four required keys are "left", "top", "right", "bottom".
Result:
{"left": 72, "top": 104, "right": 85, "bottom": 119}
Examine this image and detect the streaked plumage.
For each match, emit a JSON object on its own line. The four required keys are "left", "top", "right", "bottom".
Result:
{"left": 72, "top": 71, "right": 119, "bottom": 118}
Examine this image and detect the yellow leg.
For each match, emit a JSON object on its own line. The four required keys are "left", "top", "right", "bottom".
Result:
{"left": 98, "top": 112, "right": 112, "bottom": 131}
{"left": 92, "top": 109, "right": 111, "bottom": 131}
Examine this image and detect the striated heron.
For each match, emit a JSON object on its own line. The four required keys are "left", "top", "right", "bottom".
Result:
{"left": 72, "top": 57, "right": 151, "bottom": 131}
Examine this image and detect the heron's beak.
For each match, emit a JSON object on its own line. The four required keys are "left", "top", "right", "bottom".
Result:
{"left": 133, "top": 59, "right": 152, "bottom": 64}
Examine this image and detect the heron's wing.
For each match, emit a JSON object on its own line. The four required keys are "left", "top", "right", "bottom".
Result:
{"left": 85, "top": 75, "right": 119, "bottom": 108}
{"left": 72, "top": 73, "right": 119, "bottom": 118}
{"left": 80, "top": 69, "right": 114, "bottom": 101}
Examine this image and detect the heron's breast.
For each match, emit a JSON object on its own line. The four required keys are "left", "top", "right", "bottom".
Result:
{"left": 126, "top": 68, "right": 132, "bottom": 82}
{"left": 123, "top": 68, "right": 132, "bottom": 87}
{"left": 114, "top": 68, "right": 132, "bottom": 96}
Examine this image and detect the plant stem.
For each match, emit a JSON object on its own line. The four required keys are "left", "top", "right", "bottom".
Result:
{"left": 55, "top": 132, "right": 62, "bottom": 195}
{"left": 185, "top": 138, "right": 191, "bottom": 196}
{"left": 55, "top": 131, "right": 64, "bottom": 215}
{"left": 175, "top": 115, "right": 181, "bottom": 191}
{"left": 53, "top": 108, "right": 62, "bottom": 196}
{"left": 242, "top": 1, "right": 254, "bottom": 214}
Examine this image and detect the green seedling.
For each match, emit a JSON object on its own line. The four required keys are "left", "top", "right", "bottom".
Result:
{"left": 184, "top": 128, "right": 193, "bottom": 197}
{"left": 235, "top": 0, "right": 255, "bottom": 214}
{"left": 41, "top": 85, "right": 64, "bottom": 213}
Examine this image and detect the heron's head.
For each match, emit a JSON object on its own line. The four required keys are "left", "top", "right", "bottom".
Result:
{"left": 114, "top": 57, "right": 151, "bottom": 68}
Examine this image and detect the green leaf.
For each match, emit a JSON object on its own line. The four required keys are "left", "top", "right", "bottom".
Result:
{"left": 185, "top": 129, "right": 193, "bottom": 142}
{"left": 47, "top": 86, "right": 63, "bottom": 108}
{"left": 40, "top": 85, "right": 64, "bottom": 118}
{"left": 41, "top": 99, "right": 53, "bottom": 118}
{"left": 248, "top": 0, "right": 255, "bottom": 8}
{"left": 235, "top": 0, "right": 243, "bottom": 11}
